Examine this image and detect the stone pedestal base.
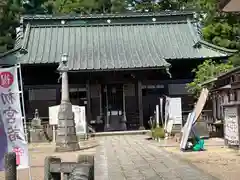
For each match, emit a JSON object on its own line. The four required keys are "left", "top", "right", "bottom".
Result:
{"left": 104, "top": 124, "right": 111, "bottom": 131}
{"left": 55, "top": 101, "right": 80, "bottom": 152}
{"left": 29, "top": 128, "right": 48, "bottom": 143}
{"left": 120, "top": 115, "right": 127, "bottom": 130}
{"left": 120, "top": 122, "right": 127, "bottom": 131}
{"left": 55, "top": 143, "right": 80, "bottom": 152}
{"left": 139, "top": 126, "right": 145, "bottom": 130}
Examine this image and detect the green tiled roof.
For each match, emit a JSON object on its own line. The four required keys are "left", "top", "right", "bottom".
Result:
{"left": 1, "top": 12, "right": 237, "bottom": 71}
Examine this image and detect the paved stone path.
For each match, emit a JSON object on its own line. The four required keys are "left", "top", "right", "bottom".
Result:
{"left": 95, "top": 135, "right": 218, "bottom": 180}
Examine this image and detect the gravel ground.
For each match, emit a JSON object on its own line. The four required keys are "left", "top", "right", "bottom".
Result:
{"left": 0, "top": 143, "right": 96, "bottom": 180}
{"left": 165, "top": 146, "right": 240, "bottom": 180}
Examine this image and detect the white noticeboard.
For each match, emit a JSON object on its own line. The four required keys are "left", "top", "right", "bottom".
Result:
{"left": 48, "top": 105, "right": 87, "bottom": 135}
{"left": 224, "top": 107, "right": 239, "bottom": 145}
{"left": 168, "top": 97, "right": 182, "bottom": 125}
{"left": 49, "top": 105, "right": 59, "bottom": 125}
{"left": 72, "top": 105, "right": 87, "bottom": 135}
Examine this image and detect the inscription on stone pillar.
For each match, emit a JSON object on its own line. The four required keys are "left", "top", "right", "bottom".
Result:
{"left": 224, "top": 106, "right": 239, "bottom": 146}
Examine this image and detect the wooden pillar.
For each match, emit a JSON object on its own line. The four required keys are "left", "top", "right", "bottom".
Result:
{"left": 86, "top": 80, "right": 92, "bottom": 123}
{"left": 138, "top": 81, "right": 145, "bottom": 130}
{"left": 104, "top": 85, "right": 110, "bottom": 131}
{"left": 99, "top": 84, "right": 103, "bottom": 117}
{"left": 212, "top": 93, "right": 217, "bottom": 120}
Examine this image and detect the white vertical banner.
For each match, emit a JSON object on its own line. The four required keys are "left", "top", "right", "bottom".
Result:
{"left": 159, "top": 98, "right": 163, "bottom": 125}
{"left": 164, "top": 96, "right": 170, "bottom": 130}
{"left": 0, "top": 66, "right": 29, "bottom": 169}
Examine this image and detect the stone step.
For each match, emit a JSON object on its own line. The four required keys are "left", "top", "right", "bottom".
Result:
{"left": 92, "top": 130, "right": 150, "bottom": 137}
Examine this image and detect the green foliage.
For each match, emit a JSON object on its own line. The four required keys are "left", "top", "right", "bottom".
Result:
{"left": 202, "top": 21, "right": 240, "bottom": 50}
{"left": 186, "top": 60, "right": 233, "bottom": 97}
{"left": 186, "top": 0, "right": 240, "bottom": 95}
{"left": 111, "top": 0, "right": 126, "bottom": 13}
{"left": 230, "top": 52, "right": 240, "bottom": 67}
{"left": 151, "top": 127, "right": 165, "bottom": 139}
{"left": 134, "top": 0, "right": 192, "bottom": 12}
{"left": 42, "top": 0, "right": 127, "bottom": 14}
{"left": 0, "top": 0, "right": 23, "bottom": 53}
{"left": 23, "top": 0, "right": 48, "bottom": 14}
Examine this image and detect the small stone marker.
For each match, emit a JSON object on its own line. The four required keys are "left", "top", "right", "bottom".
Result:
{"left": 44, "top": 156, "right": 61, "bottom": 180}
{"left": 4, "top": 152, "right": 17, "bottom": 180}
{"left": 44, "top": 155, "right": 94, "bottom": 180}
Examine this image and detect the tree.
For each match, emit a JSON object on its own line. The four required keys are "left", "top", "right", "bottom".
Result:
{"left": 42, "top": 0, "right": 128, "bottom": 14}
{"left": 42, "top": 0, "right": 99, "bottom": 15}
{"left": 0, "top": 0, "right": 23, "bottom": 53}
{"left": 186, "top": 60, "right": 233, "bottom": 97}
{"left": 23, "top": 0, "right": 48, "bottom": 14}
{"left": 186, "top": 0, "right": 239, "bottom": 96}
{"left": 194, "top": 0, "right": 240, "bottom": 66}
{"left": 110, "top": 0, "right": 126, "bottom": 13}
{"left": 134, "top": 0, "right": 191, "bottom": 12}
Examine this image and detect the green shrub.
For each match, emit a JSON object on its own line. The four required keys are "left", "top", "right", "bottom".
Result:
{"left": 152, "top": 127, "right": 165, "bottom": 139}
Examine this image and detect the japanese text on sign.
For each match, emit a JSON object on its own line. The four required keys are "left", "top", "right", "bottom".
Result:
{"left": 0, "top": 67, "right": 29, "bottom": 169}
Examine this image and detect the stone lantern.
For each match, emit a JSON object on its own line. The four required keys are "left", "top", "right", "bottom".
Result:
{"left": 55, "top": 53, "right": 80, "bottom": 152}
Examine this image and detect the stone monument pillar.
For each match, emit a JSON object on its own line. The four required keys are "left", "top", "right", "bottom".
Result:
{"left": 29, "top": 109, "right": 47, "bottom": 143}
{"left": 55, "top": 53, "right": 80, "bottom": 152}
{"left": 31, "top": 109, "right": 42, "bottom": 128}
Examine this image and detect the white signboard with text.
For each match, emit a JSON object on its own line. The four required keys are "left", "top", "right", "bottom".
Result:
{"left": 169, "top": 97, "right": 182, "bottom": 125}
{"left": 49, "top": 105, "right": 87, "bottom": 135}
{"left": 224, "top": 107, "right": 239, "bottom": 145}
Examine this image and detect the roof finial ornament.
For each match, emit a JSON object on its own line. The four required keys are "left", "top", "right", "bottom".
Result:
{"left": 166, "top": 67, "right": 172, "bottom": 78}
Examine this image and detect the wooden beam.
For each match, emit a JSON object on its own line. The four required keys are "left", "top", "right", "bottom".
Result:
{"left": 86, "top": 80, "right": 92, "bottom": 123}
{"left": 137, "top": 81, "right": 144, "bottom": 129}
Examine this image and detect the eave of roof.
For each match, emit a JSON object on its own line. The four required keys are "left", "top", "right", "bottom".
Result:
{"left": 1, "top": 11, "right": 238, "bottom": 71}
{"left": 22, "top": 11, "right": 195, "bottom": 21}
{"left": 201, "top": 66, "right": 240, "bottom": 87}
{"left": 200, "top": 77, "right": 218, "bottom": 86}
{"left": 0, "top": 48, "right": 21, "bottom": 58}
{"left": 198, "top": 40, "right": 238, "bottom": 54}
{"left": 211, "top": 84, "right": 231, "bottom": 92}
{"left": 18, "top": 20, "right": 232, "bottom": 70}
{"left": 218, "top": 66, "right": 240, "bottom": 79}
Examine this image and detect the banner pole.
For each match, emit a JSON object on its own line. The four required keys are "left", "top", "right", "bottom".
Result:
{"left": 17, "top": 63, "right": 32, "bottom": 180}
{"left": 17, "top": 64, "right": 28, "bottom": 141}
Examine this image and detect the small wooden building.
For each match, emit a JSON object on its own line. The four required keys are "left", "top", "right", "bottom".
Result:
{"left": 0, "top": 12, "right": 235, "bottom": 131}
{"left": 203, "top": 67, "right": 240, "bottom": 144}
